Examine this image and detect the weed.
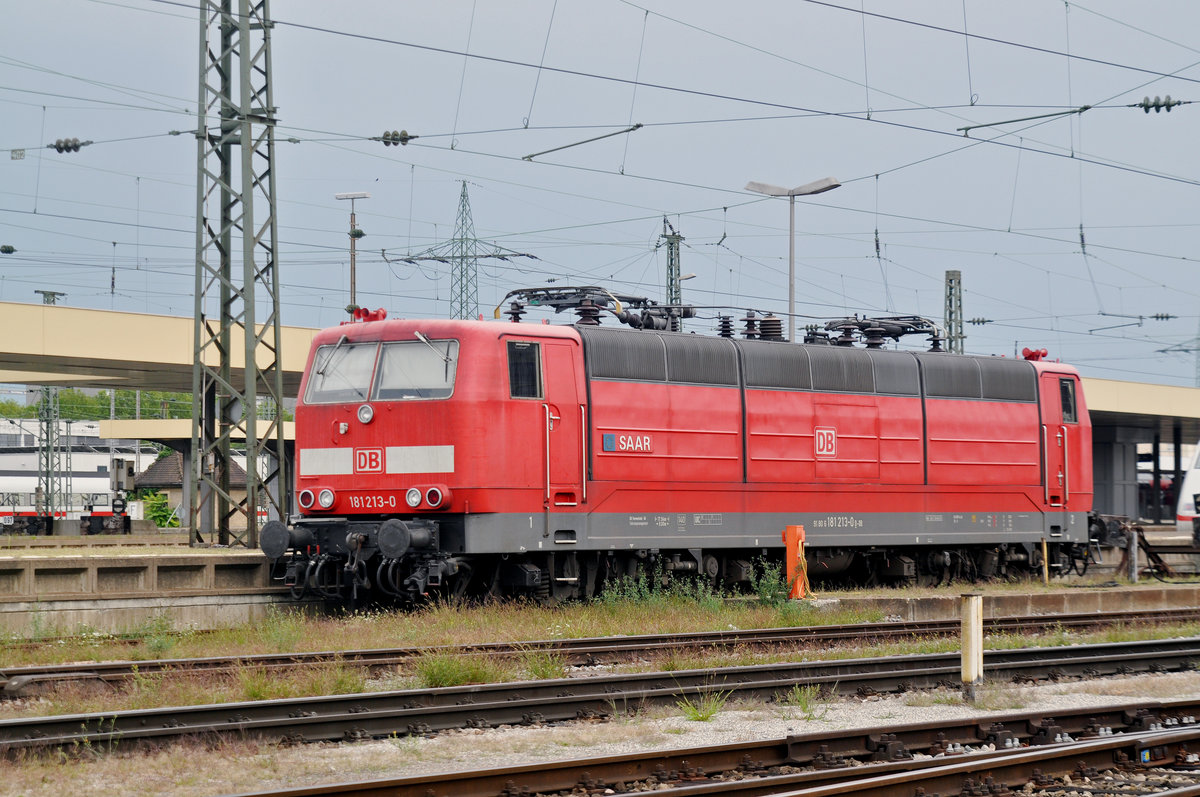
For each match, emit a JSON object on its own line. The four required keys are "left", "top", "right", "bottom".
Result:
{"left": 27, "top": 603, "right": 52, "bottom": 642}
{"left": 666, "top": 577, "right": 725, "bottom": 613}
{"left": 146, "top": 633, "right": 175, "bottom": 658}
{"left": 237, "top": 658, "right": 367, "bottom": 701}
{"left": 519, "top": 648, "right": 568, "bottom": 680}
{"left": 414, "top": 652, "right": 513, "bottom": 689}
{"left": 972, "top": 684, "right": 1032, "bottom": 711}
{"left": 654, "top": 649, "right": 703, "bottom": 672}
{"left": 130, "top": 612, "right": 177, "bottom": 659}
{"left": 259, "top": 606, "right": 306, "bottom": 650}
{"left": 387, "top": 732, "right": 422, "bottom": 755}
{"left": 238, "top": 666, "right": 281, "bottom": 702}
{"left": 321, "top": 660, "right": 368, "bottom": 695}
{"left": 604, "top": 694, "right": 649, "bottom": 721}
{"left": 750, "top": 558, "right": 791, "bottom": 607}
{"left": 903, "top": 691, "right": 965, "bottom": 707}
{"left": 676, "top": 687, "right": 731, "bottom": 721}
{"left": 776, "top": 683, "right": 828, "bottom": 720}
{"left": 597, "top": 569, "right": 658, "bottom": 605}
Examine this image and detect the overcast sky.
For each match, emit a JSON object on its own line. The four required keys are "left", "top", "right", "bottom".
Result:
{"left": 2, "top": 0, "right": 1199, "bottom": 387}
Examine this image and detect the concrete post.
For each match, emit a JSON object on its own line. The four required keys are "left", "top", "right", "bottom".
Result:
{"left": 1128, "top": 530, "right": 1139, "bottom": 583}
{"left": 961, "top": 593, "right": 984, "bottom": 703}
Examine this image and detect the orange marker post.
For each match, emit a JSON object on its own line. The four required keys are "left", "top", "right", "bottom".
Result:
{"left": 782, "top": 524, "right": 808, "bottom": 599}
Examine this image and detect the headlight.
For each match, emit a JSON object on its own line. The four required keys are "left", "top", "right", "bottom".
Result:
{"left": 297, "top": 489, "right": 315, "bottom": 509}
{"left": 405, "top": 487, "right": 422, "bottom": 508}
{"left": 357, "top": 404, "right": 374, "bottom": 424}
{"left": 317, "top": 489, "right": 335, "bottom": 509}
{"left": 425, "top": 487, "right": 443, "bottom": 507}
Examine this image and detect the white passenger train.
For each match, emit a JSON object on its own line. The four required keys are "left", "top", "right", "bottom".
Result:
{"left": 0, "top": 418, "right": 147, "bottom": 534}
{"left": 1176, "top": 444, "right": 1200, "bottom": 537}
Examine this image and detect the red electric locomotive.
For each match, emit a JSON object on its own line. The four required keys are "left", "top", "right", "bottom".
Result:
{"left": 261, "top": 287, "right": 1094, "bottom": 604}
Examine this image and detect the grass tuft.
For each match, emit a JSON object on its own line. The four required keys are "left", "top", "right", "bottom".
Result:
{"left": 903, "top": 683, "right": 1032, "bottom": 711}
{"left": 518, "top": 648, "right": 568, "bottom": 680}
{"left": 413, "top": 652, "right": 514, "bottom": 689}
{"left": 776, "top": 683, "right": 828, "bottom": 720}
{"left": 237, "top": 658, "right": 367, "bottom": 701}
{"left": 676, "top": 687, "right": 731, "bottom": 721}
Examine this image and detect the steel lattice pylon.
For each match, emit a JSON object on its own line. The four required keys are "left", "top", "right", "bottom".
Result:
{"left": 386, "top": 182, "right": 536, "bottom": 320}
{"left": 449, "top": 182, "right": 480, "bottom": 320}
{"left": 190, "top": 0, "right": 287, "bottom": 548}
{"left": 35, "top": 385, "right": 62, "bottom": 530}
{"left": 661, "top": 217, "right": 684, "bottom": 331}
{"left": 944, "top": 269, "right": 964, "bottom": 355}
{"left": 34, "top": 289, "right": 68, "bottom": 532}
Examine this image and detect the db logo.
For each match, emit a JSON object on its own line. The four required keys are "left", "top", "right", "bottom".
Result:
{"left": 354, "top": 448, "right": 383, "bottom": 473}
{"left": 815, "top": 427, "right": 837, "bottom": 458}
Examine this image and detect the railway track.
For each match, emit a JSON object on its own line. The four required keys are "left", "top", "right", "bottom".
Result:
{"left": 235, "top": 696, "right": 1200, "bottom": 796}
{"left": 0, "top": 533, "right": 188, "bottom": 548}
{"left": 6, "top": 606, "right": 1200, "bottom": 696}
{"left": 5, "top": 636, "right": 1200, "bottom": 754}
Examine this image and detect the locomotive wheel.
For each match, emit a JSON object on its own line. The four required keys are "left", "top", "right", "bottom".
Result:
{"left": 448, "top": 561, "right": 472, "bottom": 602}
{"left": 701, "top": 554, "right": 720, "bottom": 590}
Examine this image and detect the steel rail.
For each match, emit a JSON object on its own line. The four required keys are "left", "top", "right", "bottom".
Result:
{"left": 4, "top": 637, "right": 1200, "bottom": 753}
{"left": 7, "top": 607, "right": 1200, "bottom": 695}
{"left": 231, "top": 698, "right": 1200, "bottom": 796}
{"left": 770, "top": 726, "right": 1200, "bottom": 797}
{"left": 0, "top": 533, "right": 189, "bottom": 548}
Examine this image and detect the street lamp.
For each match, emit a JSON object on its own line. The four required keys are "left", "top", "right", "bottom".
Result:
{"left": 335, "top": 192, "right": 370, "bottom": 313}
{"left": 671, "top": 272, "right": 697, "bottom": 332}
{"left": 745, "top": 177, "right": 840, "bottom": 342}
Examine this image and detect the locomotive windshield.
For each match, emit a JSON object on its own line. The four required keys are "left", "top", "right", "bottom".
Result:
{"left": 373, "top": 339, "right": 459, "bottom": 400}
{"left": 304, "top": 338, "right": 460, "bottom": 404}
{"left": 305, "top": 341, "right": 379, "bottom": 404}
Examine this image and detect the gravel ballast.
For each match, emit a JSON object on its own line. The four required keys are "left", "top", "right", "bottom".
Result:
{"left": 8, "top": 671, "right": 1200, "bottom": 797}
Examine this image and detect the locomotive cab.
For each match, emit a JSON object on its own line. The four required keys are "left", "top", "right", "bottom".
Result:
{"left": 265, "top": 317, "right": 586, "bottom": 604}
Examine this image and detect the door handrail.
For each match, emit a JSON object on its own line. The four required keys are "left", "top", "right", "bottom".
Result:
{"left": 543, "top": 403, "right": 552, "bottom": 503}
{"left": 580, "top": 404, "right": 587, "bottom": 503}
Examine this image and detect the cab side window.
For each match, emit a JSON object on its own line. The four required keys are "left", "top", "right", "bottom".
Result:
{"left": 1059, "top": 378, "right": 1077, "bottom": 423}
{"left": 507, "top": 341, "right": 542, "bottom": 398}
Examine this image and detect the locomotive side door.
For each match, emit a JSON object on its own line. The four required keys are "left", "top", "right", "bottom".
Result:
{"left": 540, "top": 340, "right": 585, "bottom": 508}
{"left": 1038, "top": 372, "right": 1080, "bottom": 528}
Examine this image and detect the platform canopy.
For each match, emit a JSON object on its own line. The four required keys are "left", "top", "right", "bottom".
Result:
{"left": 1086, "top": 378, "right": 1200, "bottom": 441}
{"left": 0, "top": 301, "right": 316, "bottom": 394}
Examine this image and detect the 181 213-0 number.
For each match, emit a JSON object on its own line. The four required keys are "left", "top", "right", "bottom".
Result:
{"left": 347, "top": 494, "right": 397, "bottom": 510}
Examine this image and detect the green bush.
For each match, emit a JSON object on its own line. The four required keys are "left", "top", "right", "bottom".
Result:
{"left": 138, "top": 489, "right": 180, "bottom": 528}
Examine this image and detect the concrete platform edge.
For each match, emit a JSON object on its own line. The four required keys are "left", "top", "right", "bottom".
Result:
{"left": 810, "top": 584, "right": 1200, "bottom": 621}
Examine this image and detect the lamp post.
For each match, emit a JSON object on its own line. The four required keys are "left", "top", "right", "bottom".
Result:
{"left": 671, "top": 272, "right": 696, "bottom": 332}
{"left": 745, "top": 177, "right": 840, "bottom": 342}
{"left": 335, "top": 192, "right": 370, "bottom": 313}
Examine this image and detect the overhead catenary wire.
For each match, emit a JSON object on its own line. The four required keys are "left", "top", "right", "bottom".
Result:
{"left": 859, "top": 0, "right": 872, "bottom": 118}
{"left": 620, "top": 9, "right": 650, "bottom": 174}
{"left": 799, "top": 0, "right": 1200, "bottom": 87}
{"left": 960, "top": 0, "right": 977, "bottom": 105}
{"left": 449, "top": 0, "right": 479, "bottom": 152}
{"left": 7, "top": 0, "right": 1190, "bottom": 374}
{"left": 523, "top": 0, "right": 558, "bottom": 128}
